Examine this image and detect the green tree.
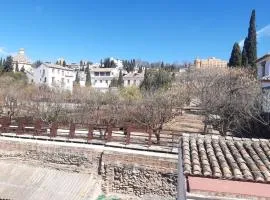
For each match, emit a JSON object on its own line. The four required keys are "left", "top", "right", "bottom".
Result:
{"left": 4, "top": 56, "right": 13, "bottom": 72}
{"left": 243, "top": 9, "right": 257, "bottom": 68}
{"left": 85, "top": 67, "right": 91, "bottom": 86}
{"left": 20, "top": 65, "right": 25, "bottom": 73}
{"left": 32, "top": 60, "right": 42, "bottom": 68}
{"left": 140, "top": 69, "right": 173, "bottom": 92}
{"left": 63, "top": 60, "right": 66, "bottom": 67}
{"left": 161, "top": 62, "right": 164, "bottom": 69}
{"left": 0, "top": 58, "right": 2, "bottom": 67}
{"left": 242, "top": 40, "right": 249, "bottom": 67}
{"left": 138, "top": 66, "right": 143, "bottom": 73}
{"left": 229, "top": 43, "right": 242, "bottom": 67}
{"left": 117, "top": 70, "right": 124, "bottom": 87}
{"left": 15, "top": 62, "right": 19, "bottom": 72}
{"left": 75, "top": 71, "right": 80, "bottom": 84}
{"left": 109, "top": 78, "right": 118, "bottom": 87}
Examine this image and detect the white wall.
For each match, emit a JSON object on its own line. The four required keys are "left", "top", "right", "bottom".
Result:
{"left": 34, "top": 64, "right": 75, "bottom": 91}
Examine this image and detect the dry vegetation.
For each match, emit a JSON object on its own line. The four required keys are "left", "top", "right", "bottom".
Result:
{"left": 0, "top": 67, "right": 269, "bottom": 141}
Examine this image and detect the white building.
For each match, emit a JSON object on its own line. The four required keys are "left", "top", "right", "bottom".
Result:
{"left": 257, "top": 54, "right": 270, "bottom": 112}
{"left": 12, "top": 48, "right": 32, "bottom": 72}
{"left": 123, "top": 73, "right": 144, "bottom": 87}
{"left": 89, "top": 68, "right": 120, "bottom": 92}
{"left": 33, "top": 62, "right": 75, "bottom": 91}
{"left": 257, "top": 54, "right": 270, "bottom": 89}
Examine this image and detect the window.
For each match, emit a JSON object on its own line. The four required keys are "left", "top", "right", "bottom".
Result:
{"left": 62, "top": 70, "right": 64, "bottom": 76}
{"left": 44, "top": 77, "right": 47, "bottom": 83}
{"left": 94, "top": 72, "right": 99, "bottom": 76}
{"left": 106, "top": 72, "right": 110, "bottom": 76}
{"left": 67, "top": 79, "right": 69, "bottom": 83}
{"left": 106, "top": 80, "right": 108, "bottom": 84}
{"left": 52, "top": 77, "right": 55, "bottom": 83}
{"left": 100, "top": 80, "right": 102, "bottom": 83}
{"left": 100, "top": 72, "right": 105, "bottom": 76}
{"left": 61, "top": 78, "right": 64, "bottom": 85}
{"left": 128, "top": 80, "right": 130, "bottom": 85}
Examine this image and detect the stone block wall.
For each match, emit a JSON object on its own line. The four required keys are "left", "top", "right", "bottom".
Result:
{"left": 0, "top": 138, "right": 178, "bottom": 199}
{"left": 101, "top": 151, "right": 177, "bottom": 199}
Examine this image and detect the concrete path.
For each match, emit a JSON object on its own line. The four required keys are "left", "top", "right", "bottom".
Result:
{"left": 0, "top": 159, "right": 101, "bottom": 200}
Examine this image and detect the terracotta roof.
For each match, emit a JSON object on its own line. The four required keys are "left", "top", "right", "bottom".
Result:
{"left": 182, "top": 134, "right": 270, "bottom": 183}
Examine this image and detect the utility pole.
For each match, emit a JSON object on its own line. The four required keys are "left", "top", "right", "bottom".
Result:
{"left": 177, "top": 139, "right": 187, "bottom": 200}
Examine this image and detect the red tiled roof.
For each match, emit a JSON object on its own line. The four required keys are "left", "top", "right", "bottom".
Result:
{"left": 182, "top": 134, "right": 270, "bottom": 183}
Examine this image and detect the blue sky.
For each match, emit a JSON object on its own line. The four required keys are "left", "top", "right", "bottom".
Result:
{"left": 0, "top": 0, "right": 269, "bottom": 63}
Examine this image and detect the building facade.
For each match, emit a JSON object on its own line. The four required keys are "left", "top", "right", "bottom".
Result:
{"left": 33, "top": 63, "right": 75, "bottom": 91}
{"left": 194, "top": 57, "right": 228, "bottom": 68}
{"left": 12, "top": 48, "right": 32, "bottom": 72}
{"left": 123, "top": 73, "right": 144, "bottom": 87}
{"left": 90, "top": 68, "right": 120, "bottom": 92}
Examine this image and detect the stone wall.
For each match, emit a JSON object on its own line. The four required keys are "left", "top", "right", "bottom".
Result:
{"left": 0, "top": 137, "right": 178, "bottom": 199}
{"left": 101, "top": 151, "right": 177, "bottom": 200}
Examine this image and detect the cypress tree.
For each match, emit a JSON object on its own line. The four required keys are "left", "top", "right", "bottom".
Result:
{"left": 117, "top": 70, "right": 124, "bottom": 87}
{"left": 229, "top": 43, "right": 242, "bottom": 67}
{"left": 244, "top": 9, "right": 257, "bottom": 68}
{"left": 63, "top": 60, "right": 66, "bottom": 67}
{"left": 4, "top": 56, "right": 13, "bottom": 72}
{"left": 75, "top": 71, "right": 80, "bottom": 84}
{"left": 242, "top": 42, "right": 249, "bottom": 67}
{"left": 85, "top": 67, "right": 91, "bottom": 86}
{"left": 2, "top": 59, "right": 6, "bottom": 67}
{"left": 0, "top": 58, "right": 2, "bottom": 67}
{"left": 15, "top": 62, "right": 19, "bottom": 72}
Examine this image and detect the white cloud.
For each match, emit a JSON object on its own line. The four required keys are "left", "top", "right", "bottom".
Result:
{"left": 239, "top": 24, "right": 270, "bottom": 47}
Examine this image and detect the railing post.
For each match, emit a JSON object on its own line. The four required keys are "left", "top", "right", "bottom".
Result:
{"left": 34, "top": 119, "right": 42, "bottom": 136}
{"left": 106, "top": 125, "right": 112, "bottom": 142}
{"left": 125, "top": 126, "right": 131, "bottom": 145}
{"left": 88, "top": 125, "right": 93, "bottom": 141}
{"left": 69, "top": 123, "right": 75, "bottom": 139}
{"left": 148, "top": 128, "right": 152, "bottom": 146}
{"left": 16, "top": 118, "right": 25, "bottom": 135}
{"left": 50, "top": 122, "right": 58, "bottom": 137}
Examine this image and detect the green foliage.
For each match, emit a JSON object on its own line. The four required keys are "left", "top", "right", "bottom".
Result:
{"left": 32, "top": 60, "right": 42, "bottom": 68}
{"left": 103, "top": 58, "right": 116, "bottom": 68}
{"left": 20, "top": 66, "right": 25, "bottom": 73}
{"left": 140, "top": 68, "right": 173, "bottom": 92}
{"left": 119, "top": 86, "right": 142, "bottom": 102}
{"left": 242, "top": 42, "right": 249, "bottom": 67}
{"left": 123, "top": 59, "right": 136, "bottom": 73}
{"left": 243, "top": 9, "right": 257, "bottom": 68}
{"left": 85, "top": 66, "right": 91, "bottom": 86}
{"left": 15, "top": 62, "right": 19, "bottom": 72}
{"left": 138, "top": 66, "right": 143, "bottom": 73}
{"left": 4, "top": 56, "right": 13, "bottom": 72}
{"left": 109, "top": 78, "right": 118, "bottom": 87}
{"left": 117, "top": 70, "right": 124, "bottom": 87}
{"left": 75, "top": 71, "right": 80, "bottom": 84}
{"left": 63, "top": 60, "right": 66, "bottom": 67}
{"left": 229, "top": 43, "right": 242, "bottom": 67}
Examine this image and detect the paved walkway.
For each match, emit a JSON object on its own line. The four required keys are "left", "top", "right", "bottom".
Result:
{"left": 0, "top": 159, "right": 101, "bottom": 200}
